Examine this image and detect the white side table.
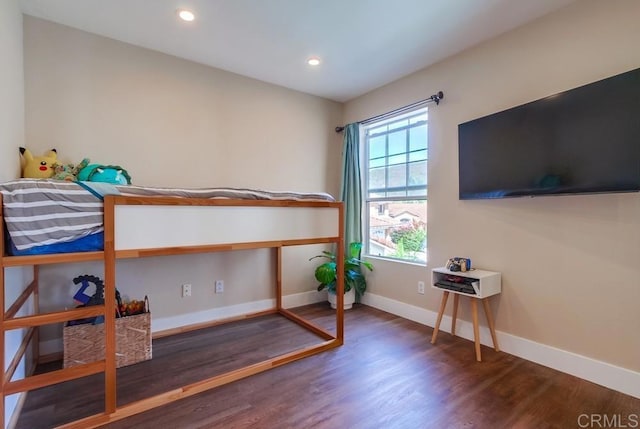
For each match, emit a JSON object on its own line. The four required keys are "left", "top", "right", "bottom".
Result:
{"left": 430, "top": 267, "right": 501, "bottom": 361}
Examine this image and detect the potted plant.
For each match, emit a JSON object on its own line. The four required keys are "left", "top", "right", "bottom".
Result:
{"left": 309, "top": 242, "right": 373, "bottom": 310}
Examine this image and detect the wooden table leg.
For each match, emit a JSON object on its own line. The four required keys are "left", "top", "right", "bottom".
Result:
{"left": 451, "top": 294, "right": 460, "bottom": 336}
{"left": 482, "top": 298, "right": 499, "bottom": 352}
{"left": 431, "top": 291, "right": 449, "bottom": 344}
{"left": 471, "top": 298, "right": 481, "bottom": 361}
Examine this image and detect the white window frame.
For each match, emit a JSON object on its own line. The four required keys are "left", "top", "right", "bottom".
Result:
{"left": 363, "top": 106, "right": 428, "bottom": 264}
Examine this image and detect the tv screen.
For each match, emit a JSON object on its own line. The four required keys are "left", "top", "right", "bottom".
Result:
{"left": 458, "top": 68, "right": 640, "bottom": 200}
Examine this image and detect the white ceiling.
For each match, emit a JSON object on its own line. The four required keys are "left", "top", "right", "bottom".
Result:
{"left": 19, "top": 0, "right": 576, "bottom": 102}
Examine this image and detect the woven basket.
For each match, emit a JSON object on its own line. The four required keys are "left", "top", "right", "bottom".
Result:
{"left": 63, "top": 312, "right": 152, "bottom": 368}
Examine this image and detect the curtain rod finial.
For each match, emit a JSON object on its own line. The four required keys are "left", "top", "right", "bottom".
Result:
{"left": 335, "top": 126, "right": 345, "bottom": 133}
{"left": 431, "top": 91, "right": 444, "bottom": 105}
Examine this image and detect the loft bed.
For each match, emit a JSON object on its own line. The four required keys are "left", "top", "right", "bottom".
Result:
{"left": 0, "top": 179, "right": 345, "bottom": 428}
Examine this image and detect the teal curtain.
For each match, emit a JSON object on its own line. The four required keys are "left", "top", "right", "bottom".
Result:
{"left": 340, "top": 123, "right": 362, "bottom": 251}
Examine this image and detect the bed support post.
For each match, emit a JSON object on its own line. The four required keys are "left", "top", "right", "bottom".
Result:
{"left": 103, "top": 196, "right": 117, "bottom": 414}
{"left": 336, "top": 203, "right": 345, "bottom": 343}
{"left": 0, "top": 193, "right": 5, "bottom": 429}
{"left": 276, "top": 247, "right": 283, "bottom": 311}
{"left": 33, "top": 265, "right": 40, "bottom": 370}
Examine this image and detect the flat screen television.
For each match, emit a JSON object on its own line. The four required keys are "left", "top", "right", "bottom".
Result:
{"left": 458, "top": 68, "right": 640, "bottom": 200}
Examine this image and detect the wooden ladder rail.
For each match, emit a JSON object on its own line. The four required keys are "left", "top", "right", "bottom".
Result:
{"left": 0, "top": 267, "right": 108, "bottom": 416}
{"left": 0, "top": 192, "right": 110, "bottom": 425}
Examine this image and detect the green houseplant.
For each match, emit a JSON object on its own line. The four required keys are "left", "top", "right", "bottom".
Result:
{"left": 309, "top": 242, "right": 373, "bottom": 302}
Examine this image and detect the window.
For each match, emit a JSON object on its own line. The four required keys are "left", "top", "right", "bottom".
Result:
{"left": 364, "top": 108, "right": 427, "bottom": 264}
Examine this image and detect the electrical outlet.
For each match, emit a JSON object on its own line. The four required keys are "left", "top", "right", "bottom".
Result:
{"left": 418, "top": 281, "right": 425, "bottom": 294}
{"left": 182, "top": 283, "right": 192, "bottom": 297}
{"left": 215, "top": 280, "right": 224, "bottom": 294}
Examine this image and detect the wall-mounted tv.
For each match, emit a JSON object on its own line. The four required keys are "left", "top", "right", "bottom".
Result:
{"left": 458, "top": 68, "right": 640, "bottom": 200}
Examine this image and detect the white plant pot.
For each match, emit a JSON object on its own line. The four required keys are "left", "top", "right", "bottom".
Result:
{"left": 327, "top": 288, "right": 356, "bottom": 310}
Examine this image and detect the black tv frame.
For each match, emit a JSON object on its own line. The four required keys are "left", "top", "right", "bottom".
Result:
{"left": 458, "top": 68, "right": 640, "bottom": 200}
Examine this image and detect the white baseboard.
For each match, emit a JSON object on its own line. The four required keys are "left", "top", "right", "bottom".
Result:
{"left": 43, "top": 290, "right": 639, "bottom": 399}
{"left": 40, "top": 338, "right": 63, "bottom": 356}
{"left": 282, "top": 289, "right": 327, "bottom": 309}
{"left": 40, "top": 292, "right": 328, "bottom": 356}
{"left": 151, "top": 299, "right": 276, "bottom": 333}
{"left": 361, "top": 292, "right": 640, "bottom": 399}
{"left": 154, "top": 291, "right": 328, "bottom": 331}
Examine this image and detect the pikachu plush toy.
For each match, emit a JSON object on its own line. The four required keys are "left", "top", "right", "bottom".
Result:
{"left": 19, "top": 147, "right": 57, "bottom": 179}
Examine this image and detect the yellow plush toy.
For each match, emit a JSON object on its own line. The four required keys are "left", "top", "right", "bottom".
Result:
{"left": 19, "top": 147, "right": 58, "bottom": 179}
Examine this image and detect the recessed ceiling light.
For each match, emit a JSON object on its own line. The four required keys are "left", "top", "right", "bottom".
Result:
{"left": 177, "top": 9, "right": 195, "bottom": 22}
{"left": 307, "top": 57, "right": 321, "bottom": 66}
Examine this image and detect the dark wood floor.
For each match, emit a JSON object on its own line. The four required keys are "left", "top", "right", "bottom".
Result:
{"left": 16, "top": 304, "right": 639, "bottom": 429}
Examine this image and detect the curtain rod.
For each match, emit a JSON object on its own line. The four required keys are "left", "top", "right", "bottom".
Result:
{"left": 335, "top": 91, "right": 443, "bottom": 133}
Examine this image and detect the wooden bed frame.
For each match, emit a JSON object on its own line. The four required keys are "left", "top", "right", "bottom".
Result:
{"left": 0, "top": 194, "right": 345, "bottom": 428}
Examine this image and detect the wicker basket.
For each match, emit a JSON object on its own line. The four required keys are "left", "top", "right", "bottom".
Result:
{"left": 63, "top": 312, "right": 152, "bottom": 368}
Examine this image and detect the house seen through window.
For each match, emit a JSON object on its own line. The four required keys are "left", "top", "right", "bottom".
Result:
{"left": 364, "top": 107, "right": 428, "bottom": 264}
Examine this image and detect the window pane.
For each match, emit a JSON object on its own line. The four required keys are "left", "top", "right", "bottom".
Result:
{"left": 408, "top": 188, "right": 427, "bottom": 197}
{"left": 408, "top": 160, "right": 427, "bottom": 186}
{"left": 409, "top": 149, "right": 427, "bottom": 162}
{"left": 369, "top": 157, "right": 385, "bottom": 168}
{"left": 369, "top": 125, "right": 386, "bottom": 135}
{"left": 367, "top": 200, "right": 427, "bottom": 263}
{"left": 369, "top": 167, "right": 386, "bottom": 189}
{"left": 387, "top": 163, "right": 406, "bottom": 188}
{"left": 369, "top": 135, "right": 386, "bottom": 160}
{"left": 388, "top": 130, "right": 406, "bottom": 155}
{"left": 388, "top": 154, "right": 406, "bottom": 166}
{"left": 388, "top": 118, "right": 408, "bottom": 131}
{"left": 409, "top": 124, "right": 427, "bottom": 151}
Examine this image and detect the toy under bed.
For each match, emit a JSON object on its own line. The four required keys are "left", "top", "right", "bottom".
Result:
{"left": 0, "top": 179, "right": 334, "bottom": 256}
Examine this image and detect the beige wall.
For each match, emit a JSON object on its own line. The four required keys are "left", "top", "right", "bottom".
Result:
{"left": 0, "top": 1, "right": 29, "bottom": 424}
{"left": 0, "top": 0, "right": 23, "bottom": 180}
{"left": 346, "top": 0, "right": 640, "bottom": 371}
{"left": 23, "top": 17, "right": 342, "bottom": 342}
{"left": 24, "top": 17, "right": 342, "bottom": 191}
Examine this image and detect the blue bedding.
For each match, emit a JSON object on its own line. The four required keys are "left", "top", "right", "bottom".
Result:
{"left": 7, "top": 232, "right": 104, "bottom": 256}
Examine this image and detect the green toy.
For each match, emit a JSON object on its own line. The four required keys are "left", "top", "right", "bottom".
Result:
{"left": 78, "top": 164, "right": 132, "bottom": 185}
{"left": 52, "top": 158, "right": 90, "bottom": 182}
